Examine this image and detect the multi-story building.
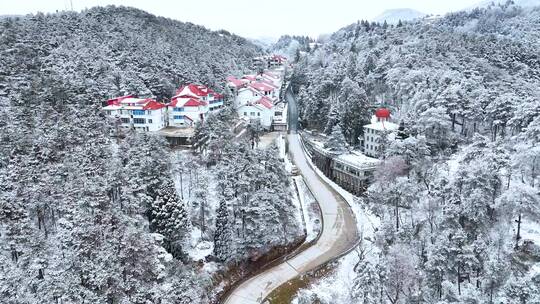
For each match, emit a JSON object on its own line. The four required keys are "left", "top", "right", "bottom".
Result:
{"left": 302, "top": 133, "right": 379, "bottom": 195}
{"left": 363, "top": 108, "right": 399, "bottom": 158}
{"left": 167, "top": 96, "right": 208, "bottom": 127}
{"left": 237, "top": 96, "right": 275, "bottom": 129}
{"left": 253, "top": 54, "right": 288, "bottom": 69}
{"left": 174, "top": 84, "right": 224, "bottom": 111}
{"left": 103, "top": 96, "right": 167, "bottom": 132}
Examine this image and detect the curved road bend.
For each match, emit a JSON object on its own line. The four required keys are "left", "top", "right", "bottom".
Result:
{"left": 223, "top": 86, "right": 359, "bottom": 304}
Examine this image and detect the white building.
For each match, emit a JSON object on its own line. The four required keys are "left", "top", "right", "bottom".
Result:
{"left": 168, "top": 96, "right": 208, "bottom": 127}
{"left": 174, "top": 84, "right": 224, "bottom": 111}
{"left": 226, "top": 76, "right": 248, "bottom": 95}
{"left": 363, "top": 108, "right": 399, "bottom": 158}
{"left": 167, "top": 84, "right": 225, "bottom": 127}
{"left": 237, "top": 96, "right": 275, "bottom": 129}
{"left": 253, "top": 54, "right": 288, "bottom": 69}
{"left": 103, "top": 96, "right": 167, "bottom": 132}
{"left": 234, "top": 87, "right": 262, "bottom": 108}
{"left": 228, "top": 67, "right": 284, "bottom": 130}
{"left": 272, "top": 102, "right": 288, "bottom": 131}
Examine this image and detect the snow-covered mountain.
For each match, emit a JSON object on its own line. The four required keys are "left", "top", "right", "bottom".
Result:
{"left": 373, "top": 8, "right": 426, "bottom": 24}
{"left": 469, "top": 0, "right": 540, "bottom": 9}
{"left": 249, "top": 36, "right": 278, "bottom": 50}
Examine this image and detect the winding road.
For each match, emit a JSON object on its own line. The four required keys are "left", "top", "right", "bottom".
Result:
{"left": 223, "top": 86, "right": 359, "bottom": 304}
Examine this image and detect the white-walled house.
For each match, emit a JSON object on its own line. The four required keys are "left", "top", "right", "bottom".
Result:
{"left": 226, "top": 76, "right": 248, "bottom": 95}
{"left": 269, "top": 54, "right": 287, "bottom": 67}
{"left": 235, "top": 87, "right": 265, "bottom": 108}
{"left": 175, "top": 84, "right": 224, "bottom": 111}
{"left": 103, "top": 96, "right": 167, "bottom": 132}
{"left": 363, "top": 108, "right": 399, "bottom": 158}
{"left": 253, "top": 54, "right": 288, "bottom": 69}
{"left": 249, "top": 82, "right": 277, "bottom": 99}
{"left": 237, "top": 96, "right": 275, "bottom": 129}
{"left": 167, "top": 96, "right": 209, "bottom": 127}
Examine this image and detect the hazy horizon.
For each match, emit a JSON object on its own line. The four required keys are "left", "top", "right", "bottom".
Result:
{"left": 2, "top": 0, "right": 482, "bottom": 38}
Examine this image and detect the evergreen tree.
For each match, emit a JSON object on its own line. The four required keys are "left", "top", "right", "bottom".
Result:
{"left": 213, "top": 199, "right": 234, "bottom": 262}
{"left": 151, "top": 182, "right": 190, "bottom": 258}
{"left": 324, "top": 124, "right": 348, "bottom": 154}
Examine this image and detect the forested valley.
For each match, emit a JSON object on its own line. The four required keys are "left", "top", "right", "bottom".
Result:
{"left": 292, "top": 2, "right": 540, "bottom": 303}
{"left": 0, "top": 6, "right": 302, "bottom": 303}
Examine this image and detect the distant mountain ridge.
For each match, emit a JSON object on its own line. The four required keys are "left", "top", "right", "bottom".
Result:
{"left": 373, "top": 8, "right": 426, "bottom": 24}
{"left": 470, "top": 0, "right": 540, "bottom": 9}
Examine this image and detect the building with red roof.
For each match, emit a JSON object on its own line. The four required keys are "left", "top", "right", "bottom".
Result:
{"left": 237, "top": 96, "right": 276, "bottom": 129}
{"left": 102, "top": 96, "right": 167, "bottom": 132}
{"left": 168, "top": 83, "right": 224, "bottom": 128}
{"left": 363, "top": 108, "right": 399, "bottom": 158}
{"left": 173, "top": 84, "right": 224, "bottom": 111}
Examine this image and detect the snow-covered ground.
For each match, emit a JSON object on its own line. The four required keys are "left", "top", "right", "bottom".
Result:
{"left": 258, "top": 131, "right": 281, "bottom": 149}
{"left": 294, "top": 176, "right": 321, "bottom": 243}
{"left": 291, "top": 138, "right": 381, "bottom": 303}
{"left": 187, "top": 227, "right": 214, "bottom": 261}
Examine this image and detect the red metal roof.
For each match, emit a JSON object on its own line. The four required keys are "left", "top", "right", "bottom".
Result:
{"left": 142, "top": 100, "right": 166, "bottom": 110}
{"left": 250, "top": 82, "right": 275, "bottom": 92}
{"left": 183, "top": 98, "right": 207, "bottom": 107}
{"left": 242, "top": 75, "right": 257, "bottom": 81}
{"left": 176, "top": 84, "right": 214, "bottom": 97}
{"left": 255, "top": 96, "right": 274, "bottom": 109}
{"left": 260, "top": 79, "right": 278, "bottom": 88}
{"left": 375, "top": 108, "right": 391, "bottom": 118}
{"left": 227, "top": 76, "right": 245, "bottom": 88}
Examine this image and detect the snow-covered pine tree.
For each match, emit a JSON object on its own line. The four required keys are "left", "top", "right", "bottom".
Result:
{"left": 337, "top": 77, "right": 370, "bottom": 144}
{"left": 151, "top": 182, "right": 190, "bottom": 258}
{"left": 324, "top": 124, "right": 348, "bottom": 154}
{"left": 213, "top": 199, "right": 234, "bottom": 262}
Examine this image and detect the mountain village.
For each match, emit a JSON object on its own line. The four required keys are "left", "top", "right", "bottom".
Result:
{"left": 5, "top": 3, "right": 540, "bottom": 304}
{"left": 101, "top": 53, "right": 405, "bottom": 195}
{"left": 102, "top": 54, "right": 289, "bottom": 145}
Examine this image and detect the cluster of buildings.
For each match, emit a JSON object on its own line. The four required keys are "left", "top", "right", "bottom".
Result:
{"left": 303, "top": 107, "right": 401, "bottom": 194}
{"left": 101, "top": 54, "right": 288, "bottom": 145}
{"left": 102, "top": 84, "right": 224, "bottom": 134}
{"left": 252, "top": 54, "right": 288, "bottom": 70}
{"left": 226, "top": 57, "right": 288, "bottom": 131}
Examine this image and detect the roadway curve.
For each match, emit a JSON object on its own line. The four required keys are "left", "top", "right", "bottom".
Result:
{"left": 223, "top": 86, "right": 359, "bottom": 304}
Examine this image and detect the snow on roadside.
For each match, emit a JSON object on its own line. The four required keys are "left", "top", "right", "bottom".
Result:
{"left": 292, "top": 137, "right": 381, "bottom": 303}
{"left": 289, "top": 176, "right": 305, "bottom": 237}
{"left": 293, "top": 176, "right": 321, "bottom": 243}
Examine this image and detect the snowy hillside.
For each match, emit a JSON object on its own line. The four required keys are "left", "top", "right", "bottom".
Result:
{"left": 0, "top": 6, "right": 306, "bottom": 304}
{"left": 373, "top": 8, "right": 426, "bottom": 24}
{"left": 469, "top": 0, "right": 540, "bottom": 9}
{"left": 291, "top": 4, "right": 540, "bottom": 302}
{"left": 250, "top": 36, "right": 278, "bottom": 50}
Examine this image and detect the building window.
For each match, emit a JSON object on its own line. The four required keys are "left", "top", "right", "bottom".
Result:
{"left": 121, "top": 118, "right": 130, "bottom": 124}
{"left": 174, "top": 107, "right": 184, "bottom": 112}
{"left": 244, "top": 112, "right": 247, "bottom": 116}
{"left": 148, "top": 119, "right": 153, "bottom": 123}
{"left": 257, "top": 112, "right": 260, "bottom": 117}
{"left": 133, "top": 118, "right": 146, "bottom": 124}
{"left": 132, "top": 110, "right": 145, "bottom": 116}
{"left": 250, "top": 112, "right": 255, "bottom": 116}
{"left": 174, "top": 115, "right": 184, "bottom": 120}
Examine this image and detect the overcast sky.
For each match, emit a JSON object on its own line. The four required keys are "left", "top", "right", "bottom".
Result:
{"left": 2, "top": 0, "right": 480, "bottom": 38}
